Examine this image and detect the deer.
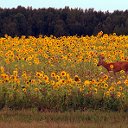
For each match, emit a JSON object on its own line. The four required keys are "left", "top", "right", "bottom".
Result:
{"left": 97, "top": 55, "right": 128, "bottom": 75}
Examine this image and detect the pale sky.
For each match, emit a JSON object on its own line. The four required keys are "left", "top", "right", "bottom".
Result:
{"left": 0, "top": 0, "right": 128, "bottom": 12}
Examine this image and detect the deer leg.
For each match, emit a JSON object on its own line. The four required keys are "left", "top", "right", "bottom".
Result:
{"left": 107, "top": 71, "right": 111, "bottom": 77}
{"left": 125, "top": 71, "right": 128, "bottom": 79}
{"left": 125, "top": 71, "right": 128, "bottom": 75}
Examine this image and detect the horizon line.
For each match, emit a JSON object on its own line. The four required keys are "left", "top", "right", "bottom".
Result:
{"left": 0, "top": 5, "right": 127, "bottom": 13}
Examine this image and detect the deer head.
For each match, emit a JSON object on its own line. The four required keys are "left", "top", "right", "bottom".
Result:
{"left": 97, "top": 55, "right": 105, "bottom": 66}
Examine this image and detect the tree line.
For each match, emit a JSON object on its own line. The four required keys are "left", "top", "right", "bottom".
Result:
{"left": 0, "top": 6, "right": 128, "bottom": 37}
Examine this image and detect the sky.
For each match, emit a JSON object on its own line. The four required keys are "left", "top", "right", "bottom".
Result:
{"left": 0, "top": 0, "right": 128, "bottom": 12}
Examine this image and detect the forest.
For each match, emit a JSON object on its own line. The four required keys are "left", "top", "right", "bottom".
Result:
{"left": 0, "top": 6, "right": 128, "bottom": 37}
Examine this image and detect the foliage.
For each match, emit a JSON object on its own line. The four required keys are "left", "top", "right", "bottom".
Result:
{"left": 1, "top": 6, "right": 128, "bottom": 36}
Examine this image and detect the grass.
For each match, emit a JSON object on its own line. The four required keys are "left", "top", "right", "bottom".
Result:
{"left": 0, "top": 108, "right": 128, "bottom": 128}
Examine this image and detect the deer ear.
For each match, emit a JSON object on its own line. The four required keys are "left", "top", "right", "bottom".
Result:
{"left": 98, "top": 55, "right": 105, "bottom": 60}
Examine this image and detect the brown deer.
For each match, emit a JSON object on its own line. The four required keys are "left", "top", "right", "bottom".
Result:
{"left": 97, "top": 55, "right": 128, "bottom": 75}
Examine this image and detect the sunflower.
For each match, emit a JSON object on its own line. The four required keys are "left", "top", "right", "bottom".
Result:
{"left": 59, "top": 79, "right": 66, "bottom": 85}
{"left": 60, "top": 71, "right": 67, "bottom": 77}
{"left": 124, "top": 79, "right": 128, "bottom": 86}
{"left": 116, "top": 92, "right": 121, "bottom": 98}
{"left": 94, "top": 88, "right": 97, "bottom": 94}
{"left": 34, "top": 88, "right": 39, "bottom": 92}
{"left": 43, "top": 75, "right": 49, "bottom": 83}
{"left": 84, "top": 80, "right": 90, "bottom": 86}
{"left": 55, "top": 75, "right": 60, "bottom": 81}
{"left": 50, "top": 80, "right": 55, "bottom": 86}
{"left": 104, "top": 91, "right": 110, "bottom": 97}
{"left": 74, "top": 75, "right": 81, "bottom": 82}
{"left": 119, "top": 86, "right": 123, "bottom": 91}
{"left": 51, "top": 72, "right": 56, "bottom": 77}
{"left": 103, "top": 83, "right": 108, "bottom": 89}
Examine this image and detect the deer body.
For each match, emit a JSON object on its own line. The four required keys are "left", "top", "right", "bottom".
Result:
{"left": 97, "top": 56, "right": 128, "bottom": 74}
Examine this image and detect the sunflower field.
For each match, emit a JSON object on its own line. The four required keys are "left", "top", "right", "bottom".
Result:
{"left": 0, "top": 32, "right": 128, "bottom": 111}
